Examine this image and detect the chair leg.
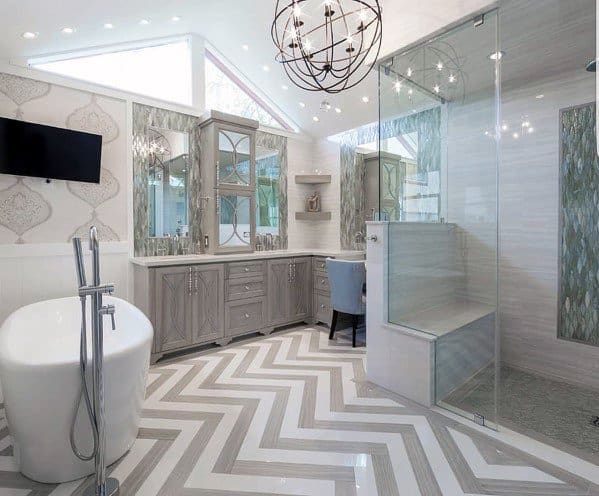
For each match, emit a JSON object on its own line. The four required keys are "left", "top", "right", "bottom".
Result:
{"left": 352, "top": 314, "right": 358, "bottom": 348}
{"left": 329, "top": 310, "right": 339, "bottom": 340}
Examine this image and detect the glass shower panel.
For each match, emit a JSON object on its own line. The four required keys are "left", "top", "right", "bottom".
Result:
{"left": 381, "top": 11, "right": 499, "bottom": 426}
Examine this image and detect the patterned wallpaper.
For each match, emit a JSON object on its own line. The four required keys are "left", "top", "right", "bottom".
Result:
{"left": 559, "top": 102, "right": 599, "bottom": 346}
{"left": 0, "top": 72, "right": 127, "bottom": 244}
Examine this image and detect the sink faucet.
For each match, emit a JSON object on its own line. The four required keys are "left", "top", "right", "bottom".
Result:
{"left": 72, "top": 226, "right": 119, "bottom": 496}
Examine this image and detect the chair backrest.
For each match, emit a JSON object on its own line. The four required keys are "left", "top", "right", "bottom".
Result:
{"left": 326, "top": 258, "right": 366, "bottom": 315}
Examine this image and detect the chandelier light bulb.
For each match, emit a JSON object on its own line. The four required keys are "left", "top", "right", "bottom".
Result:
{"left": 394, "top": 80, "right": 402, "bottom": 93}
{"left": 436, "top": 61, "right": 444, "bottom": 71}
{"left": 448, "top": 74, "right": 456, "bottom": 83}
{"left": 406, "top": 67, "right": 413, "bottom": 77}
{"left": 433, "top": 84, "right": 440, "bottom": 93}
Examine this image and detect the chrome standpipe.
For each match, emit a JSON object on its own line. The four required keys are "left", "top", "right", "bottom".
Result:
{"left": 72, "top": 226, "right": 119, "bottom": 496}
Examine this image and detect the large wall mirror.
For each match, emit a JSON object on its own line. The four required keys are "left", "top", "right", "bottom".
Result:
{"left": 147, "top": 127, "right": 190, "bottom": 237}
{"left": 255, "top": 132, "right": 288, "bottom": 249}
{"left": 133, "top": 103, "right": 200, "bottom": 256}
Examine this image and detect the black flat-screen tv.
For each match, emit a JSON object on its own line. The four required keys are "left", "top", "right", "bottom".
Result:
{"left": 0, "top": 116, "right": 103, "bottom": 183}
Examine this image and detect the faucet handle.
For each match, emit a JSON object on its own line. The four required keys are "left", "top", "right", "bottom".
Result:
{"left": 100, "top": 304, "right": 116, "bottom": 330}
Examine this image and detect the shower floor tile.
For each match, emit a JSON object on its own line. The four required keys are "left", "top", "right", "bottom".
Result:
{"left": 444, "top": 364, "right": 599, "bottom": 461}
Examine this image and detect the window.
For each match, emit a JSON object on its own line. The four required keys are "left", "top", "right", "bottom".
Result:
{"left": 205, "top": 51, "right": 290, "bottom": 130}
{"left": 32, "top": 41, "right": 192, "bottom": 105}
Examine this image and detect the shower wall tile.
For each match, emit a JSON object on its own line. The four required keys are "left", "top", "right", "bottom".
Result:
{"left": 499, "top": 69, "right": 599, "bottom": 390}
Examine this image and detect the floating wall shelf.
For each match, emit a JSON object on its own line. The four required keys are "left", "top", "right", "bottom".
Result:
{"left": 294, "top": 174, "right": 332, "bottom": 184}
{"left": 295, "top": 211, "right": 332, "bottom": 221}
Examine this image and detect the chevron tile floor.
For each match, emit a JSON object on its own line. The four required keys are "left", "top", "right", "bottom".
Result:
{"left": 0, "top": 326, "right": 598, "bottom": 495}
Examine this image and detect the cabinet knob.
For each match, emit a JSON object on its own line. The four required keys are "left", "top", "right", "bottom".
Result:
{"left": 244, "top": 266, "right": 250, "bottom": 272}
{"left": 321, "top": 279, "right": 326, "bottom": 284}
{"left": 244, "top": 285, "right": 251, "bottom": 291}
{"left": 244, "top": 313, "right": 250, "bottom": 319}
{"left": 320, "top": 304, "right": 326, "bottom": 309}
{"left": 320, "top": 263, "right": 326, "bottom": 269}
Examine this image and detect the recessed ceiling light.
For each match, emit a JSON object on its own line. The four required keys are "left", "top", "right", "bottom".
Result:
{"left": 22, "top": 31, "right": 38, "bottom": 39}
{"left": 140, "top": 19, "right": 151, "bottom": 25}
{"left": 528, "top": 127, "right": 534, "bottom": 134}
{"left": 299, "top": 102, "right": 306, "bottom": 108}
{"left": 171, "top": 16, "right": 181, "bottom": 22}
{"left": 263, "top": 65, "right": 270, "bottom": 72}
{"left": 512, "top": 132, "right": 519, "bottom": 139}
{"left": 488, "top": 51, "right": 505, "bottom": 61}
{"left": 501, "top": 123, "right": 509, "bottom": 131}
{"left": 282, "top": 84, "right": 288, "bottom": 90}
{"left": 536, "top": 94, "right": 544, "bottom": 99}
{"left": 312, "top": 116, "right": 320, "bottom": 122}
{"left": 242, "top": 44, "right": 249, "bottom": 51}
{"left": 335, "top": 107, "right": 342, "bottom": 113}
{"left": 61, "top": 27, "right": 75, "bottom": 35}
{"left": 103, "top": 23, "right": 114, "bottom": 29}
{"left": 361, "top": 96, "right": 369, "bottom": 103}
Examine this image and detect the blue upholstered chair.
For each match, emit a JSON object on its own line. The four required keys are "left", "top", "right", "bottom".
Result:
{"left": 326, "top": 259, "right": 366, "bottom": 347}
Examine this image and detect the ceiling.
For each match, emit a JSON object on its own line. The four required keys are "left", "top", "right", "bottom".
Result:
{"left": 0, "top": 0, "right": 492, "bottom": 138}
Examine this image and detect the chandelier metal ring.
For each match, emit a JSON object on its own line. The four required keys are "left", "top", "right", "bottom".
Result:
{"left": 271, "top": 0, "right": 382, "bottom": 93}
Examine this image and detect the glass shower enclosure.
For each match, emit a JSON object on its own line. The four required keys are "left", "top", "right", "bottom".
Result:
{"left": 378, "top": 10, "right": 500, "bottom": 426}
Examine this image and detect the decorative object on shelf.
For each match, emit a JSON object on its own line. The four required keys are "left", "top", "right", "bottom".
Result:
{"left": 271, "top": 0, "right": 383, "bottom": 93}
{"left": 306, "top": 191, "right": 321, "bottom": 212}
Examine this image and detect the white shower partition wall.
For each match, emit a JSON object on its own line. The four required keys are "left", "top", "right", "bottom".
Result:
{"left": 378, "top": 10, "right": 500, "bottom": 427}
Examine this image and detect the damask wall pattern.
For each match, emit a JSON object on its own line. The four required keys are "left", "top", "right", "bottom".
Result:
{"left": 0, "top": 72, "right": 127, "bottom": 244}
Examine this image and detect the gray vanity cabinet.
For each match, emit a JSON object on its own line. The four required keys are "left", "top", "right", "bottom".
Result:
{"left": 191, "top": 265, "right": 225, "bottom": 344}
{"left": 267, "top": 257, "right": 312, "bottom": 326}
{"left": 154, "top": 266, "right": 194, "bottom": 352}
{"left": 153, "top": 265, "right": 224, "bottom": 354}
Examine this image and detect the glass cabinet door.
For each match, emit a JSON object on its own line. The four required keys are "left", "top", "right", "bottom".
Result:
{"left": 217, "top": 128, "right": 253, "bottom": 188}
{"left": 218, "top": 192, "right": 254, "bottom": 249}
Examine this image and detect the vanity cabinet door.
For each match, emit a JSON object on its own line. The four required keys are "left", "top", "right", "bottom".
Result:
{"left": 268, "top": 258, "right": 291, "bottom": 325}
{"left": 288, "top": 258, "right": 312, "bottom": 322}
{"left": 154, "top": 266, "right": 193, "bottom": 352}
{"left": 191, "top": 265, "right": 225, "bottom": 344}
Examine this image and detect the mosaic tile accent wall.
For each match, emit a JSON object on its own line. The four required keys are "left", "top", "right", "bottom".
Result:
{"left": 339, "top": 107, "right": 441, "bottom": 249}
{"left": 559, "top": 103, "right": 599, "bottom": 345}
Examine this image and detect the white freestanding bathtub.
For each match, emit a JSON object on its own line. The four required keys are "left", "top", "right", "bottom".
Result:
{"left": 0, "top": 296, "right": 153, "bottom": 483}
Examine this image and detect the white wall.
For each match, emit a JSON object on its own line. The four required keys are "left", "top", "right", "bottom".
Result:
{"left": 287, "top": 137, "right": 341, "bottom": 251}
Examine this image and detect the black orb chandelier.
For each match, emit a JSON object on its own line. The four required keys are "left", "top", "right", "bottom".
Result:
{"left": 271, "top": 0, "right": 382, "bottom": 94}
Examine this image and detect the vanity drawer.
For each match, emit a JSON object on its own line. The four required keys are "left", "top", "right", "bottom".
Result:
{"left": 227, "top": 261, "right": 266, "bottom": 279}
{"left": 314, "top": 274, "right": 330, "bottom": 292}
{"left": 226, "top": 276, "right": 265, "bottom": 301}
{"left": 314, "top": 292, "right": 332, "bottom": 325}
{"left": 225, "top": 297, "right": 266, "bottom": 336}
{"left": 313, "top": 257, "right": 328, "bottom": 274}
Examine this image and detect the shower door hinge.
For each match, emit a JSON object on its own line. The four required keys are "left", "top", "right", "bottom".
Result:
{"left": 474, "top": 14, "right": 484, "bottom": 27}
{"left": 474, "top": 413, "right": 486, "bottom": 426}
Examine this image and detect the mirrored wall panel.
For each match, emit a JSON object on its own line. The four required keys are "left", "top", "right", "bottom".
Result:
{"left": 147, "top": 127, "right": 190, "bottom": 238}
{"left": 256, "top": 145, "right": 280, "bottom": 236}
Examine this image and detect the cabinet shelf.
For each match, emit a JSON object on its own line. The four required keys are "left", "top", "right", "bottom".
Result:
{"left": 295, "top": 211, "right": 332, "bottom": 221}
{"left": 294, "top": 174, "right": 332, "bottom": 184}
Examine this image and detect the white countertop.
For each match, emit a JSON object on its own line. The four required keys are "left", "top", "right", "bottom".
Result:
{"left": 130, "top": 249, "right": 365, "bottom": 267}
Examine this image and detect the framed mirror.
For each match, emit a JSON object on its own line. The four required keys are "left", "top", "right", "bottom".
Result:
{"left": 147, "top": 127, "right": 190, "bottom": 238}
{"left": 133, "top": 103, "right": 200, "bottom": 256}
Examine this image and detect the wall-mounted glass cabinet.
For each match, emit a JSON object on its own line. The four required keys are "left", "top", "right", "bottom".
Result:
{"left": 199, "top": 110, "right": 259, "bottom": 254}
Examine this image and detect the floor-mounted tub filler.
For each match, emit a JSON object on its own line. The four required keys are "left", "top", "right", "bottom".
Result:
{"left": 0, "top": 227, "right": 153, "bottom": 493}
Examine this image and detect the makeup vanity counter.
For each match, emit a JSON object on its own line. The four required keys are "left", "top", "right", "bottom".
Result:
{"left": 131, "top": 249, "right": 365, "bottom": 362}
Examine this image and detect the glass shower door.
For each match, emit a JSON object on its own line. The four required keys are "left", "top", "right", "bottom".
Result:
{"left": 379, "top": 11, "right": 499, "bottom": 427}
